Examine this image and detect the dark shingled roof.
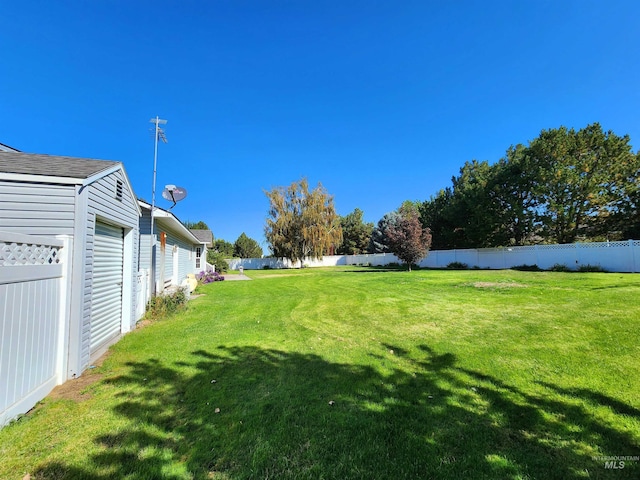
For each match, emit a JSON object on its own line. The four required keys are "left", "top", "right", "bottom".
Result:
{"left": 190, "top": 229, "right": 214, "bottom": 245}
{"left": 0, "top": 151, "right": 120, "bottom": 179}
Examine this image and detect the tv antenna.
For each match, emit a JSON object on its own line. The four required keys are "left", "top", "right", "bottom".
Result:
{"left": 162, "top": 184, "right": 187, "bottom": 210}
{"left": 149, "top": 116, "right": 167, "bottom": 296}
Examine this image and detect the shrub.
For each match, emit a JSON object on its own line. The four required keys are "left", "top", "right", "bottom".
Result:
{"left": 577, "top": 264, "right": 607, "bottom": 272}
{"left": 511, "top": 264, "right": 543, "bottom": 272}
{"left": 262, "top": 265, "right": 272, "bottom": 270}
{"left": 207, "top": 252, "right": 229, "bottom": 273}
{"left": 550, "top": 263, "right": 572, "bottom": 272}
{"left": 447, "top": 261, "right": 469, "bottom": 270}
{"left": 146, "top": 288, "right": 187, "bottom": 320}
{"left": 197, "top": 271, "right": 225, "bottom": 283}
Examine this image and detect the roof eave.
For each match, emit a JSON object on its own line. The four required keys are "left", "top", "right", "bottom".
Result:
{"left": 0, "top": 172, "right": 84, "bottom": 184}
{"left": 138, "top": 200, "right": 200, "bottom": 244}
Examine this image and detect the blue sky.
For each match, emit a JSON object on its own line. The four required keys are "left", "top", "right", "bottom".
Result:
{"left": 2, "top": 1, "right": 639, "bottom": 253}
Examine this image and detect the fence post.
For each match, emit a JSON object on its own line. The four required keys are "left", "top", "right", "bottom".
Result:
{"left": 56, "top": 235, "right": 72, "bottom": 384}
{"left": 630, "top": 239, "right": 637, "bottom": 273}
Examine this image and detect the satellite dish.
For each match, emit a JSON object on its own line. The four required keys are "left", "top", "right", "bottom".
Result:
{"left": 162, "top": 185, "right": 187, "bottom": 209}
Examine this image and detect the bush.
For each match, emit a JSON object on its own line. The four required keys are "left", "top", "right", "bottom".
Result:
{"left": 447, "top": 261, "right": 469, "bottom": 270}
{"left": 146, "top": 288, "right": 187, "bottom": 320}
{"left": 549, "top": 263, "right": 572, "bottom": 272}
{"left": 197, "top": 271, "right": 225, "bottom": 283}
{"left": 262, "top": 265, "right": 272, "bottom": 270}
{"left": 511, "top": 264, "right": 543, "bottom": 272}
{"left": 207, "top": 252, "right": 229, "bottom": 273}
{"left": 577, "top": 264, "right": 607, "bottom": 272}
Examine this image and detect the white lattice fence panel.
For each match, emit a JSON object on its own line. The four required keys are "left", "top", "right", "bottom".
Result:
{"left": 1, "top": 241, "right": 61, "bottom": 266}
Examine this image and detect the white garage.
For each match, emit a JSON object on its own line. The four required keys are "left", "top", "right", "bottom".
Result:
{"left": 0, "top": 151, "right": 141, "bottom": 425}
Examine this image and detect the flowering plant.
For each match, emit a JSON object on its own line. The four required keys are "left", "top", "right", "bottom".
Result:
{"left": 197, "top": 271, "right": 225, "bottom": 283}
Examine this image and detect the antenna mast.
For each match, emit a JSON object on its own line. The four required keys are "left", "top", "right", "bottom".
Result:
{"left": 149, "top": 116, "right": 167, "bottom": 296}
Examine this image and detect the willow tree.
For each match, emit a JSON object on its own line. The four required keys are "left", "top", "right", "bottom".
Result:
{"left": 264, "top": 178, "right": 342, "bottom": 265}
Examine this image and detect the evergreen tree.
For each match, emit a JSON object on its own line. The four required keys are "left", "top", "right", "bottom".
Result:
{"left": 233, "top": 232, "right": 263, "bottom": 258}
{"left": 337, "top": 208, "right": 373, "bottom": 254}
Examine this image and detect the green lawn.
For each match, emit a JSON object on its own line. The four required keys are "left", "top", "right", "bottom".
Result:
{"left": 1, "top": 267, "right": 639, "bottom": 479}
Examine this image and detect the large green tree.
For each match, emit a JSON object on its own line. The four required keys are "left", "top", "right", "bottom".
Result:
{"left": 233, "top": 232, "right": 263, "bottom": 258}
{"left": 616, "top": 160, "right": 640, "bottom": 239}
{"left": 419, "top": 123, "right": 639, "bottom": 248}
{"left": 448, "top": 160, "right": 501, "bottom": 248}
{"left": 488, "top": 145, "right": 538, "bottom": 246}
{"left": 526, "top": 123, "right": 639, "bottom": 243}
{"left": 419, "top": 161, "right": 505, "bottom": 249}
{"left": 337, "top": 208, "right": 373, "bottom": 255}
{"left": 369, "top": 211, "right": 401, "bottom": 253}
{"left": 264, "top": 178, "right": 342, "bottom": 264}
{"left": 213, "top": 239, "right": 234, "bottom": 257}
{"left": 419, "top": 189, "right": 458, "bottom": 250}
{"left": 183, "top": 220, "right": 210, "bottom": 230}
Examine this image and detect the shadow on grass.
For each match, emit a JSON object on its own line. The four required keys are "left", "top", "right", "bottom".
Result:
{"left": 34, "top": 345, "right": 639, "bottom": 479}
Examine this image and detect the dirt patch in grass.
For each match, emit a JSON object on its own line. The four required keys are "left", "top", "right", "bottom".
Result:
{"left": 47, "top": 351, "right": 110, "bottom": 403}
{"left": 136, "top": 318, "right": 153, "bottom": 329}
{"left": 471, "top": 282, "right": 527, "bottom": 289}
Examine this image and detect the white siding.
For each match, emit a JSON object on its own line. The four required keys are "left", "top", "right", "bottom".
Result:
{"left": 138, "top": 211, "right": 152, "bottom": 271}
{"left": 76, "top": 170, "right": 140, "bottom": 371}
{"left": 0, "top": 181, "right": 76, "bottom": 236}
{"left": 165, "top": 229, "right": 196, "bottom": 285}
{"left": 138, "top": 208, "right": 198, "bottom": 294}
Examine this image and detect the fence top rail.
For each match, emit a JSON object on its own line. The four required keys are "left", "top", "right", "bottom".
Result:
{"left": 0, "top": 230, "right": 64, "bottom": 247}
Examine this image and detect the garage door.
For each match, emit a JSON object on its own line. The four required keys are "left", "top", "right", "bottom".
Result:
{"left": 90, "top": 221, "right": 124, "bottom": 354}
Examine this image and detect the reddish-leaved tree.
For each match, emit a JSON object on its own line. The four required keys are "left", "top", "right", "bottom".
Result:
{"left": 386, "top": 210, "right": 432, "bottom": 271}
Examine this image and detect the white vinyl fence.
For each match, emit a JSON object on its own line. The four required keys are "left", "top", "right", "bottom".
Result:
{"left": 136, "top": 269, "right": 149, "bottom": 320}
{"left": 0, "top": 231, "right": 69, "bottom": 426}
{"left": 227, "top": 240, "right": 640, "bottom": 273}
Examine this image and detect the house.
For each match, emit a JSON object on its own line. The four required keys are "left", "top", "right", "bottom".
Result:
{"left": 138, "top": 201, "right": 201, "bottom": 300}
{"left": 189, "top": 228, "right": 214, "bottom": 272}
{"left": 0, "top": 151, "right": 141, "bottom": 425}
{"left": 0, "top": 143, "right": 20, "bottom": 152}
